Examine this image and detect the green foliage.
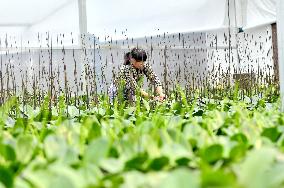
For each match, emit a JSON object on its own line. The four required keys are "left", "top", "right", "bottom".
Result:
{"left": 261, "top": 127, "right": 282, "bottom": 142}
{"left": 0, "top": 144, "right": 16, "bottom": 162}
{"left": 0, "top": 88, "right": 284, "bottom": 187}
{"left": 0, "top": 166, "right": 13, "bottom": 188}
{"left": 200, "top": 144, "right": 223, "bottom": 164}
{"left": 16, "top": 135, "right": 36, "bottom": 164}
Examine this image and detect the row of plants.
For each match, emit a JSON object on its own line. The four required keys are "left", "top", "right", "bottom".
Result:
{"left": 0, "top": 86, "right": 283, "bottom": 188}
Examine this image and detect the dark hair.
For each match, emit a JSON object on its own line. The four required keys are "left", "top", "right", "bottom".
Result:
{"left": 130, "top": 48, "right": 147, "bottom": 62}
{"left": 124, "top": 52, "right": 131, "bottom": 65}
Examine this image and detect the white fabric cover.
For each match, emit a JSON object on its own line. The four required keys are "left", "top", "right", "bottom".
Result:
{"left": 232, "top": 0, "right": 276, "bottom": 29}
{"left": 0, "top": 0, "right": 277, "bottom": 41}
{"left": 0, "top": 0, "right": 79, "bottom": 45}
{"left": 86, "top": 0, "right": 227, "bottom": 39}
{"left": 87, "top": 0, "right": 276, "bottom": 39}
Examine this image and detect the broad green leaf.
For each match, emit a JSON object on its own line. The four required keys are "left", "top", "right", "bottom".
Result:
{"left": 44, "top": 135, "right": 67, "bottom": 160}
{"left": 201, "top": 168, "right": 238, "bottom": 188}
{"left": 161, "top": 143, "right": 192, "bottom": 162}
{"left": 160, "top": 168, "right": 199, "bottom": 188}
{"left": 48, "top": 175, "right": 75, "bottom": 188}
{"left": 234, "top": 148, "right": 276, "bottom": 188}
{"left": 147, "top": 156, "right": 169, "bottom": 171}
{"left": 100, "top": 158, "right": 124, "bottom": 173}
{"left": 0, "top": 166, "right": 13, "bottom": 188}
{"left": 83, "top": 117, "right": 101, "bottom": 142}
{"left": 49, "top": 164, "right": 85, "bottom": 187}
{"left": 124, "top": 153, "right": 148, "bottom": 171}
{"left": 200, "top": 144, "right": 223, "bottom": 164}
{"left": 16, "top": 135, "right": 36, "bottom": 164}
{"left": 261, "top": 127, "right": 281, "bottom": 142}
{"left": 101, "top": 173, "right": 124, "bottom": 188}
{"left": 229, "top": 144, "right": 247, "bottom": 162}
{"left": 77, "top": 164, "right": 102, "bottom": 185}
{"left": 26, "top": 170, "right": 75, "bottom": 188}
{"left": 172, "top": 101, "right": 183, "bottom": 115}
{"left": 175, "top": 157, "right": 190, "bottom": 166}
{"left": 265, "top": 163, "right": 284, "bottom": 188}
{"left": 230, "top": 133, "right": 248, "bottom": 145}
{"left": 84, "top": 138, "right": 109, "bottom": 165}
{"left": 0, "top": 144, "right": 16, "bottom": 162}
{"left": 14, "top": 177, "right": 30, "bottom": 188}
{"left": 121, "top": 171, "right": 147, "bottom": 188}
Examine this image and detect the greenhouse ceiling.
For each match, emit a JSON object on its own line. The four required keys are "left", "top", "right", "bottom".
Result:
{"left": 0, "top": 0, "right": 277, "bottom": 41}
{"left": 0, "top": 0, "right": 75, "bottom": 26}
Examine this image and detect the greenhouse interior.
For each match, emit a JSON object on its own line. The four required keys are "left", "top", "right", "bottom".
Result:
{"left": 0, "top": 0, "right": 284, "bottom": 187}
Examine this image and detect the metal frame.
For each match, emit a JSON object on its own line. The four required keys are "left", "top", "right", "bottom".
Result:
{"left": 78, "top": 0, "right": 87, "bottom": 35}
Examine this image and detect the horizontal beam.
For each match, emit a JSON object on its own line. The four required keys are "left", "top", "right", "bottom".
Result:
{"left": 0, "top": 23, "right": 31, "bottom": 27}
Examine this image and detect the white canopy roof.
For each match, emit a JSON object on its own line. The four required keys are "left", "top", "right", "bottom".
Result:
{"left": 0, "top": 0, "right": 277, "bottom": 42}
{"left": 0, "top": 0, "right": 79, "bottom": 38}
{"left": 0, "top": 0, "right": 74, "bottom": 25}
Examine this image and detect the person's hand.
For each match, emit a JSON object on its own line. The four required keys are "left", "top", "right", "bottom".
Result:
{"left": 159, "top": 94, "right": 166, "bottom": 102}
{"left": 155, "top": 86, "right": 166, "bottom": 102}
{"left": 154, "top": 95, "right": 165, "bottom": 102}
{"left": 140, "top": 89, "right": 150, "bottom": 98}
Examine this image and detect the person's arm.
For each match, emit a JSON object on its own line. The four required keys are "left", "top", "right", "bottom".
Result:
{"left": 143, "top": 63, "right": 165, "bottom": 100}
{"left": 156, "top": 86, "right": 165, "bottom": 100}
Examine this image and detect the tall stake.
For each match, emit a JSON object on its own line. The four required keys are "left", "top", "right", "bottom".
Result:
{"left": 277, "top": 0, "right": 284, "bottom": 111}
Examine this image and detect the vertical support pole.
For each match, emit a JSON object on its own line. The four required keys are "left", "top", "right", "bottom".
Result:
{"left": 78, "top": 0, "right": 88, "bottom": 100}
{"left": 78, "top": 0, "right": 87, "bottom": 45}
{"left": 271, "top": 23, "right": 279, "bottom": 84}
{"left": 277, "top": 0, "right": 284, "bottom": 111}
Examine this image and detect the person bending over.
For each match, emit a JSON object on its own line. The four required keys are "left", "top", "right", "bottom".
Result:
{"left": 108, "top": 48, "right": 165, "bottom": 103}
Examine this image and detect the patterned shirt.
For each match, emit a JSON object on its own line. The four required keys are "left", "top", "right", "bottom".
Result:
{"left": 114, "top": 62, "right": 162, "bottom": 91}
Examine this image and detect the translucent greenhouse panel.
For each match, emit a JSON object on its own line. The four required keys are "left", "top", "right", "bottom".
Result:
{"left": 0, "top": 0, "right": 69, "bottom": 24}
{"left": 24, "top": 0, "right": 80, "bottom": 47}
{"left": 0, "top": 27, "right": 26, "bottom": 36}
{"left": 245, "top": 0, "right": 276, "bottom": 28}
{"left": 0, "top": 0, "right": 80, "bottom": 47}
{"left": 230, "top": 0, "right": 276, "bottom": 29}
{"left": 86, "top": 0, "right": 227, "bottom": 40}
